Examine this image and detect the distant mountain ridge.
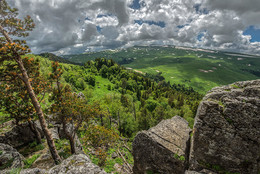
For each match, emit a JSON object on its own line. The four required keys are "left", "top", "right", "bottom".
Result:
{"left": 38, "top": 53, "right": 83, "bottom": 66}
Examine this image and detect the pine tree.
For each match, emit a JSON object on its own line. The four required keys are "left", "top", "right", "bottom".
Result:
{"left": 0, "top": 0, "right": 61, "bottom": 163}
{"left": 0, "top": 57, "right": 49, "bottom": 144}
{"left": 50, "top": 61, "right": 101, "bottom": 154}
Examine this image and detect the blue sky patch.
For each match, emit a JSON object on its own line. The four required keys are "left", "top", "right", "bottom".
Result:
{"left": 134, "top": 20, "right": 166, "bottom": 28}
{"left": 177, "top": 25, "right": 185, "bottom": 29}
{"left": 243, "top": 26, "right": 260, "bottom": 42}
{"left": 197, "top": 32, "right": 206, "bottom": 41}
{"left": 194, "top": 4, "right": 209, "bottom": 14}
{"left": 85, "top": 17, "right": 91, "bottom": 21}
{"left": 96, "top": 26, "right": 102, "bottom": 32}
{"left": 97, "top": 13, "right": 114, "bottom": 18}
{"left": 130, "top": 0, "right": 141, "bottom": 9}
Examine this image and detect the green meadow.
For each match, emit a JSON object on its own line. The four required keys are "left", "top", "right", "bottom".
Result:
{"left": 63, "top": 46, "right": 260, "bottom": 94}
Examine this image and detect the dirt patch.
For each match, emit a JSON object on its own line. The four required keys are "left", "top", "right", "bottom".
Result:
{"left": 134, "top": 70, "right": 145, "bottom": 75}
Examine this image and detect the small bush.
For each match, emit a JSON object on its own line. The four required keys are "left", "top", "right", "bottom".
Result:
{"left": 58, "top": 151, "right": 71, "bottom": 159}
{"left": 29, "top": 141, "right": 37, "bottom": 148}
{"left": 34, "top": 144, "right": 45, "bottom": 151}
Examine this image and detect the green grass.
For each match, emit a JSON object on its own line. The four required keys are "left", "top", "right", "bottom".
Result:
{"left": 23, "top": 154, "right": 41, "bottom": 169}
{"left": 88, "top": 76, "right": 116, "bottom": 101}
{"left": 9, "top": 168, "right": 22, "bottom": 174}
{"left": 66, "top": 46, "right": 260, "bottom": 94}
{"left": 19, "top": 141, "right": 45, "bottom": 157}
{"left": 55, "top": 139, "right": 72, "bottom": 159}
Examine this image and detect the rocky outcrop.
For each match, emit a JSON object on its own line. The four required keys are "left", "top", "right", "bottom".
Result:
{"left": 133, "top": 80, "right": 260, "bottom": 174}
{"left": 133, "top": 116, "right": 191, "bottom": 174}
{"left": 185, "top": 169, "right": 216, "bottom": 174}
{"left": 20, "top": 168, "right": 47, "bottom": 174}
{"left": 189, "top": 80, "right": 260, "bottom": 174}
{"left": 20, "top": 154, "right": 107, "bottom": 174}
{"left": 0, "top": 122, "right": 44, "bottom": 148}
{"left": 0, "top": 143, "right": 24, "bottom": 170}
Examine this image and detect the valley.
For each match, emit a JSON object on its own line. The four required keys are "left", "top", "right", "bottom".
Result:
{"left": 63, "top": 46, "right": 260, "bottom": 93}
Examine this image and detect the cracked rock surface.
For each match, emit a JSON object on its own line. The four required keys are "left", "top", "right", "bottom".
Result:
{"left": 20, "top": 154, "right": 107, "bottom": 174}
{"left": 132, "top": 116, "right": 191, "bottom": 174}
{"left": 189, "top": 80, "right": 260, "bottom": 174}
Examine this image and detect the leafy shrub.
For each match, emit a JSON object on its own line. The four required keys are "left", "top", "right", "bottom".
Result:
{"left": 82, "top": 125, "right": 119, "bottom": 149}
{"left": 82, "top": 125, "right": 119, "bottom": 166}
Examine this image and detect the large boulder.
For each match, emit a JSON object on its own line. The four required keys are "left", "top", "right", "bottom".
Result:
{"left": 49, "top": 154, "right": 106, "bottom": 174}
{"left": 20, "top": 154, "right": 106, "bottom": 174}
{"left": 133, "top": 116, "right": 191, "bottom": 174}
{"left": 0, "top": 143, "right": 24, "bottom": 171}
{"left": 20, "top": 154, "right": 107, "bottom": 174}
{"left": 185, "top": 169, "right": 216, "bottom": 174}
{"left": 20, "top": 168, "right": 47, "bottom": 174}
{"left": 0, "top": 122, "right": 44, "bottom": 148}
{"left": 189, "top": 80, "right": 260, "bottom": 174}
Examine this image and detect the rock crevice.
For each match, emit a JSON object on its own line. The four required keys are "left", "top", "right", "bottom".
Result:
{"left": 133, "top": 80, "right": 260, "bottom": 174}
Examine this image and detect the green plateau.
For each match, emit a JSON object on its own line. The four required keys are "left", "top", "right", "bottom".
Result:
{"left": 62, "top": 46, "right": 260, "bottom": 94}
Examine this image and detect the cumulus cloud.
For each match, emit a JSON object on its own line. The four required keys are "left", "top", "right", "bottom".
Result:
{"left": 6, "top": 0, "right": 260, "bottom": 55}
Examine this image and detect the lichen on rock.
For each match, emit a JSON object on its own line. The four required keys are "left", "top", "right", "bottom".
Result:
{"left": 189, "top": 80, "right": 260, "bottom": 174}
{"left": 133, "top": 116, "right": 191, "bottom": 174}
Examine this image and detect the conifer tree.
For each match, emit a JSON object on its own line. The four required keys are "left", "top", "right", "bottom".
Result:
{"left": 0, "top": 0, "right": 61, "bottom": 163}
{"left": 49, "top": 61, "right": 101, "bottom": 154}
{"left": 0, "top": 57, "right": 49, "bottom": 144}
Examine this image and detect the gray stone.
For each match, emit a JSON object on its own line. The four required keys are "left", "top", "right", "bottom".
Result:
{"left": 133, "top": 116, "right": 191, "bottom": 174}
{"left": 189, "top": 80, "right": 260, "bottom": 174}
{"left": 20, "top": 168, "right": 47, "bottom": 174}
{"left": 0, "top": 143, "right": 24, "bottom": 170}
{"left": 0, "top": 122, "right": 44, "bottom": 148}
{"left": 114, "top": 163, "right": 131, "bottom": 174}
{"left": 30, "top": 150, "right": 55, "bottom": 169}
{"left": 77, "top": 92, "right": 85, "bottom": 99}
{"left": 49, "top": 127, "right": 60, "bottom": 140}
{"left": 18, "top": 154, "right": 106, "bottom": 174}
{"left": 185, "top": 169, "right": 216, "bottom": 174}
{"left": 48, "top": 154, "right": 107, "bottom": 174}
{"left": 111, "top": 152, "right": 117, "bottom": 159}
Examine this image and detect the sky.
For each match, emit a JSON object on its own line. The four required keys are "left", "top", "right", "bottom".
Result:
{"left": 7, "top": 0, "right": 260, "bottom": 55}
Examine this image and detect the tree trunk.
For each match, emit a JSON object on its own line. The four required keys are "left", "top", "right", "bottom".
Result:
{"left": 62, "top": 120, "right": 76, "bottom": 154}
{"left": 107, "top": 107, "right": 112, "bottom": 128}
{"left": 17, "top": 59, "right": 61, "bottom": 164}
{"left": 100, "top": 114, "right": 104, "bottom": 126}
{"left": 68, "top": 135, "right": 76, "bottom": 154}
{"left": 0, "top": 25, "right": 61, "bottom": 164}
{"left": 133, "top": 103, "right": 136, "bottom": 121}
{"left": 28, "top": 120, "right": 42, "bottom": 144}
{"left": 118, "top": 110, "right": 121, "bottom": 134}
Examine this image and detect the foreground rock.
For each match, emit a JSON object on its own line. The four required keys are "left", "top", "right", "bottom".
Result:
{"left": 0, "top": 122, "right": 44, "bottom": 148}
{"left": 189, "top": 80, "right": 260, "bottom": 174}
{"left": 133, "top": 116, "right": 191, "bottom": 174}
{"left": 0, "top": 143, "right": 24, "bottom": 171}
{"left": 20, "top": 154, "right": 107, "bottom": 174}
{"left": 185, "top": 169, "right": 216, "bottom": 174}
